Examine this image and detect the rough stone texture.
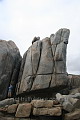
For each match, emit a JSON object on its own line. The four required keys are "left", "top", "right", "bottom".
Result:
{"left": 68, "top": 74, "right": 80, "bottom": 89}
{"left": 37, "top": 37, "right": 53, "bottom": 74}
{"left": 7, "top": 104, "right": 18, "bottom": 113}
{"left": 0, "top": 40, "right": 21, "bottom": 100}
{"left": 0, "top": 117, "right": 15, "bottom": 120}
{"left": 64, "top": 109, "right": 80, "bottom": 120}
{"left": 33, "top": 107, "right": 62, "bottom": 116}
{"left": 17, "top": 28, "right": 70, "bottom": 95}
{"left": 0, "top": 106, "right": 8, "bottom": 112}
{"left": 56, "top": 93, "right": 80, "bottom": 112}
{"left": 0, "top": 98, "right": 16, "bottom": 107}
{"left": 16, "top": 51, "right": 27, "bottom": 95}
{"left": 69, "top": 87, "right": 80, "bottom": 95}
{"left": 15, "top": 103, "right": 31, "bottom": 118}
{"left": 51, "top": 74, "right": 68, "bottom": 88}
{"left": 31, "top": 75, "right": 51, "bottom": 90}
{"left": 31, "top": 100, "right": 53, "bottom": 108}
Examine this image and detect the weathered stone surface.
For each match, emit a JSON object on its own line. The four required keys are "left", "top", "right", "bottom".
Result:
{"left": 21, "top": 46, "right": 32, "bottom": 77}
{"left": 56, "top": 93, "right": 80, "bottom": 112}
{"left": 15, "top": 103, "right": 31, "bottom": 118}
{"left": 64, "top": 109, "right": 80, "bottom": 120}
{"left": 51, "top": 74, "right": 68, "bottom": 88}
{"left": 19, "top": 41, "right": 42, "bottom": 93}
{"left": 31, "top": 100, "right": 53, "bottom": 108}
{"left": 37, "top": 37, "right": 53, "bottom": 74}
{"left": 68, "top": 75, "right": 80, "bottom": 89}
{"left": 0, "top": 98, "right": 16, "bottom": 107}
{"left": 16, "top": 51, "right": 27, "bottom": 95}
{"left": 17, "top": 28, "right": 70, "bottom": 95}
{"left": 50, "top": 28, "right": 70, "bottom": 74}
{"left": 0, "top": 40, "right": 21, "bottom": 100}
{"left": 55, "top": 61, "right": 66, "bottom": 73}
{"left": 7, "top": 104, "right": 18, "bottom": 113}
{"left": 0, "top": 117, "right": 15, "bottom": 120}
{"left": 0, "top": 106, "right": 8, "bottom": 112}
{"left": 33, "top": 107, "right": 62, "bottom": 116}
{"left": 19, "top": 76, "right": 34, "bottom": 93}
{"left": 32, "top": 75, "right": 51, "bottom": 90}
{"left": 62, "top": 101, "right": 74, "bottom": 112}
{"left": 69, "top": 87, "right": 80, "bottom": 95}
{"left": 32, "top": 40, "right": 42, "bottom": 75}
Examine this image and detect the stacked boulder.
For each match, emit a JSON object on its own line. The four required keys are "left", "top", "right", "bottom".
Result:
{"left": 16, "top": 28, "right": 70, "bottom": 95}
{"left": 0, "top": 98, "right": 62, "bottom": 120}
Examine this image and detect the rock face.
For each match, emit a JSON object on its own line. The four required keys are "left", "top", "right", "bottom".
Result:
{"left": 17, "top": 28, "right": 70, "bottom": 95}
{"left": 0, "top": 40, "right": 21, "bottom": 100}
{"left": 68, "top": 75, "right": 80, "bottom": 89}
{"left": 15, "top": 103, "right": 31, "bottom": 117}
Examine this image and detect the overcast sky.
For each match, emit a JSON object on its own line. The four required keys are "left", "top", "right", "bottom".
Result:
{"left": 0, "top": 0, "right": 80, "bottom": 75}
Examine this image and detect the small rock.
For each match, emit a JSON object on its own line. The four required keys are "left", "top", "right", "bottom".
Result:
{"left": 0, "top": 117, "right": 14, "bottom": 120}
{"left": 0, "top": 106, "right": 8, "bottom": 112}
{"left": 62, "top": 101, "right": 74, "bottom": 112}
{"left": 31, "top": 100, "right": 55, "bottom": 108}
{"left": 56, "top": 93, "right": 64, "bottom": 103}
{"left": 15, "top": 103, "right": 31, "bottom": 118}
{"left": 64, "top": 109, "right": 80, "bottom": 120}
{"left": 7, "top": 104, "right": 18, "bottom": 113}
{"left": 0, "top": 98, "right": 15, "bottom": 107}
{"left": 33, "top": 107, "right": 62, "bottom": 116}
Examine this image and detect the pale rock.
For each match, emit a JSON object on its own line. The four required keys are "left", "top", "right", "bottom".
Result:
{"left": 17, "top": 28, "right": 70, "bottom": 94}
{"left": 0, "top": 117, "right": 15, "bottom": 120}
{"left": 51, "top": 74, "right": 68, "bottom": 88}
{"left": 15, "top": 103, "right": 31, "bottom": 118}
{"left": 19, "top": 76, "right": 34, "bottom": 93}
{"left": 69, "top": 87, "right": 80, "bottom": 95}
{"left": 37, "top": 37, "right": 54, "bottom": 74}
{"left": 32, "top": 75, "right": 51, "bottom": 90}
{"left": 33, "top": 107, "right": 61, "bottom": 116}
{"left": 21, "top": 46, "right": 32, "bottom": 78}
{"left": 7, "top": 104, "right": 18, "bottom": 113}
{"left": 0, "top": 98, "right": 16, "bottom": 107}
{"left": 32, "top": 40, "right": 42, "bottom": 75}
{"left": 31, "top": 100, "right": 53, "bottom": 108}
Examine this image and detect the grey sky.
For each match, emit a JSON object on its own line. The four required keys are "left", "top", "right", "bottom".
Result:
{"left": 0, "top": 0, "right": 80, "bottom": 75}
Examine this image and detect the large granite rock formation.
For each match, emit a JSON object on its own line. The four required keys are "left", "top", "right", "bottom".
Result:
{"left": 0, "top": 40, "right": 21, "bottom": 100}
{"left": 16, "top": 28, "right": 70, "bottom": 96}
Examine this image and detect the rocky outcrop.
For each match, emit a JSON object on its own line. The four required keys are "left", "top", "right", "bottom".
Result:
{"left": 0, "top": 40, "right": 21, "bottom": 100}
{"left": 17, "top": 28, "right": 70, "bottom": 96}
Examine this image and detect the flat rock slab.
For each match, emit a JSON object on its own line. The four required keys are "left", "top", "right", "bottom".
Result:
{"left": 33, "top": 107, "right": 62, "bottom": 116}
{"left": 15, "top": 103, "right": 31, "bottom": 118}
{"left": 0, "top": 98, "right": 16, "bottom": 107}
{"left": 31, "top": 75, "right": 51, "bottom": 90}
{"left": 7, "top": 104, "right": 18, "bottom": 114}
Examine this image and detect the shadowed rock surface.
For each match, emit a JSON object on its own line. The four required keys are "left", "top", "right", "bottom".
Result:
{"left": 0, "top": 40, "right": 21, "bottom": 100}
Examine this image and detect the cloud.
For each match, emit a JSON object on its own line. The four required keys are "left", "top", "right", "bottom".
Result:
{"left": 0, "top": 0, "right": 80, "bottom": 74}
